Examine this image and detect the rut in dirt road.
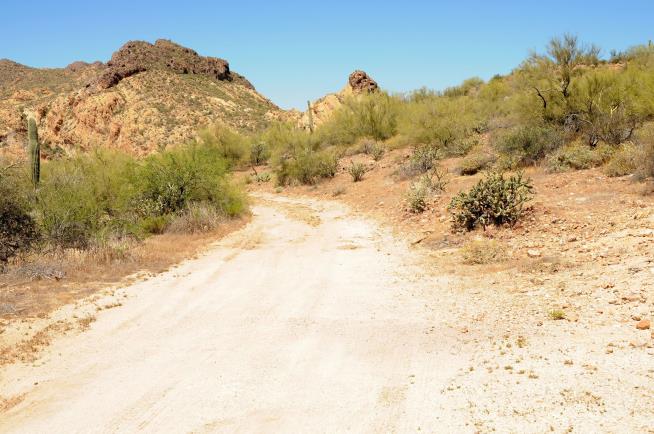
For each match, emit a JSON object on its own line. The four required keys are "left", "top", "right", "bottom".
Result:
{"left": 0, "top": 194, "right": 467, "bottom": 433}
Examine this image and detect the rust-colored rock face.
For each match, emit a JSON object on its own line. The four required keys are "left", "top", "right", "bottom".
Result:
{"left": 0, "top": 40, "right": 281, "bottom": 156}
{"left": 348, "top": 70, "right": 378, "bottom": 94}
{"left": 93, "top": 39, "right": 248, "bottom": 90}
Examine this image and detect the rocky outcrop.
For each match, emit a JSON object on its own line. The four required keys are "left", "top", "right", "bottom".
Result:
{"left": 93, "top": 39, "right": 251, "bottom": 90}
{"left": 348, "top": 70, "right": 378, "bottom": 94}
{"left": 298, "top": 70, "right": 380, "bottom": 130}
{"left": 0, "top": 40, "right": 281, "bottom": 156}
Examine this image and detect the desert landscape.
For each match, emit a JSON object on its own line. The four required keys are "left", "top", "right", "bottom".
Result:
{"left": 1, "top": 6, "right": 653, "bottom": 433}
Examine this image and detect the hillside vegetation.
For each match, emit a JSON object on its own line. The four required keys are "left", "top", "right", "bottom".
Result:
{"left": 228, "top": 36, "right": 654, "bottom": 189}
{"left": 2, "top": 35, "right": 654, "bottom": 273}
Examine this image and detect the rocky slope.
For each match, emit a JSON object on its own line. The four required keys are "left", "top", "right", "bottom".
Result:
{"left": 0, "top": 40, "right": 285, "bottom": 156}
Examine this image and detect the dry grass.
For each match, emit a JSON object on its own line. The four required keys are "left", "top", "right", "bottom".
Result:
{"left": 0, "top": 216, "right": 249, "bottom": 321}
{"left": 460, "top": 239, "right": 506, "bottom": 265}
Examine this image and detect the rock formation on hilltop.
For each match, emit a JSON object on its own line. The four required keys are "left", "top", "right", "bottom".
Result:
{"left": 348, "top": 70, "right": 378, "bottom": 94}
{"left": 299, "top": 70, "right": 379, "bottom": 130}
{"left": 93, "top": 39, "right": 253, "bottom": 90}
{"left": 0, "top": 40, "right": 284, "bottom": 157}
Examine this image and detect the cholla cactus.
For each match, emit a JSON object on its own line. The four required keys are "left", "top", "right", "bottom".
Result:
{"left": 27, "top": 117, "right": 41, "bottom": 187}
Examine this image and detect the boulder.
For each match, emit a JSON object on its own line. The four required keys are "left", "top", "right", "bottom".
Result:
{"left": 348, "top": 70, "right": 378, "bottom": 93}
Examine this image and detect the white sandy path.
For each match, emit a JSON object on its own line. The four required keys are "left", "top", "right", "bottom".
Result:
{"left": 0, "top": 194, "right": 468, "bottom": 433}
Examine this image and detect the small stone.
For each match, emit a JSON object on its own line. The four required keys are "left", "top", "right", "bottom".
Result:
{"left": 636, "top": 320, "right": 651, "bottom": 330}
{"left": 623, "top": 294, "right": 641, "bottom": 302}
{"left": 527, "top": 249, "right": 541, "bottom": 258}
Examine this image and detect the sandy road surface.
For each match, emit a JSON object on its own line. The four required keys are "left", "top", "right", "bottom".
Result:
{"left": 0, "top": 194, "right": 468, "bottom": 433}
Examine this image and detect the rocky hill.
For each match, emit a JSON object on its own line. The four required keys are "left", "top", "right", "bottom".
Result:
{"left": 298, "top": 70, "right": 378, "bottom": 130}
{"left": 0, "top": 40, "right": 285, "bottom": 156}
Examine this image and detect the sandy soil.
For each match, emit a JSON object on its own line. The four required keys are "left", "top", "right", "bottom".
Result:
{"left": 0, "top": 194, "right": 469, "bottom": 433}
{"left": 1, "top": 188, "right": 652, "bottom": 433}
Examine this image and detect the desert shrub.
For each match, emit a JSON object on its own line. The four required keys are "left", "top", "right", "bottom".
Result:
{"left": 317, "top": 92, "right": 399, "bottom": 145}
{"left": 638, "top": 142, "right": 654, "bottom": 180}
{"left": 548, "top": 309, "right": 566, "bottom": 320}
{"left": 254, "top": 172, "right": 271, "bottom": 183}
{"left": 359, "top": 139, "right": 385, "bottom": 161}
{"left": 249, "top": 142, "right": 270, "bottom": 166}
{"left": 406, "top": 183, "right": 428, "bottom": 213}
{"left": 0, "top": 166, "right": 38, "bottom": 268}
{"left": 348, "top": 162, "right": 367, "bottom": 182}
{"left": 448, "top": 134, "right": 481, "bottom": 157}
{"left": 459, "top": 148, "right": 496, "bottom": 175}
{"left": 496, "top": 124, "right": 564, "bottom": 167}
{"left": 603, "top": 143, "right": 639, "bottom": 177}
{"left": 139, "top": 215, "right": 170, "bottom": 235}
{"left": 442, "top": 77, "right": 485, "bottom": 97}
{"left": 405, "top": 167, "right": 448, "bottom": 213}
{"left": 419, "top": 166, "right": 449, "bottom": 193}
{"left": 167, "top": 203, "right": 224, "bottom": 234}
{"left": 449, "top": 172, "right": 534, "bottom": 231}
{"left": 138, "top": 143, "right": 245, "bottom": 217}
{"left": 396, "top": 145, "right": 440, "bottom": 179}
{"left": 634, "top": 124, "right": 654, "bottom": 179}
{"left": 274, "top": 149, "right": 338, "bottom": 186}
{"left": 198, "top": 122, "right": 249, "bottom": 166}
{"left": 35, "top": 153, "right": 132, "bottom": 248}
{"left": 332, "top": 187, "right": 346, "bottom": 197}
{"left": 461, "top": 239, "right": 505, "bottom": 264}
{"left": 397, "top": 96, "right": 479, "bottom": 153}
{"left": 546, "top": 142, "right": 613, "bottom": 172}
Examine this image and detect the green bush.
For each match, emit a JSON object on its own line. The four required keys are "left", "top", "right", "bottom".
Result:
{"left": 546, "top": 142, "right": 613, "bottom": 172}
{"left": 405, "top": 167, "right": 448, "bottom": 213}
{"left": 449, "top": 172, "right": 534, "bottom": 231}
{"left": 604, "top": 143, "right": 639, "bottom": 177}
{"left": 397, "top": 145, "right": 440, "bottom": 179}
{"left": 249, "top": 142, "right": 270, "bottom": 166}
{"left": 35, "top": 151, "right": 135, "bottom": 248}
{"left": 0, "top": 165, "right": 38, "bottom": 268}
{"left": 274, "top": 149, "right": 338, "bottom": 186}
{"left": 139, "top": 215, "right": 170, "bottom": 235}
{"left": 348, "top": 162, "right": 367, "bottom": 182}
{"left": 635, "top": 124, "right": 654, "bottom": 180}
{"left": 406, "top": 183, "right": 428, "bottom": 213}
{"left": 459, "top": 149, "right": 496, "bottom": 175}
{"left": 496, "top": 125, "right": 564, "bottom": 167}
{"left": 198, "top": 122, "right": 249, "bottom": 166}
{"left": 360, "top": 139, "right": 385, "bottom": 161}
{"left": 397, "top": 96, "right": 478, "bottom": 152}
{"left": 638, "top": 141, "right": 654, "bottom": 180}
{"left": 317, "top": 92, "right": 399, "bottom": 145}
{"left": 254, "top": 172, "right": 271, "bottom": 183}
{"left": 138, "top": 143, "right": 245, "bottom": 217}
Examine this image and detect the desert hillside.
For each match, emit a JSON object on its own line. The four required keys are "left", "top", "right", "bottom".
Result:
{"left": 1, "top": 33, "right": 654, "bottom": 432}
{"left": 0, "top": 39, "right": 285, "bottom": 156}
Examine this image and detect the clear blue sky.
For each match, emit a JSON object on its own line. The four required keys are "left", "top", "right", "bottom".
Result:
{"left": 1, "top": 1, "right": 652, "bottom": 109}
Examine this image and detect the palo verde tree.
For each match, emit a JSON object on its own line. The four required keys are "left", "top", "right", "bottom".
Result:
{"left": 523, "top": 34, "right": 601, "bottom": 122}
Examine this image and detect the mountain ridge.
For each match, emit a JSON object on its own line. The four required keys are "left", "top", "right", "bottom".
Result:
{"left": 0, "top": 40, "right": 285, "bottom": 156}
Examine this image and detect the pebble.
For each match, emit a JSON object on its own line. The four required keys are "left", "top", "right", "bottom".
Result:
{"left": 636, "top": 319, "right": 651, "bottom": 330}
{"left": 527, "top": 249, "right": 541, "bottom": 258}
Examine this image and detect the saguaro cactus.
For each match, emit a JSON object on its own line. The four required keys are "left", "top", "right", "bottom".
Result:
{"left": 306, "top": 100, "right": 314, "bottom": 134}
{"left": 27, "top": 117, "right": 40, "bottom": 187}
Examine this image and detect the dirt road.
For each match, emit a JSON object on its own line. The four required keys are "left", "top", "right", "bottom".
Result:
{"left": 0, "top": 194, "right": 469, "bottom": 433}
